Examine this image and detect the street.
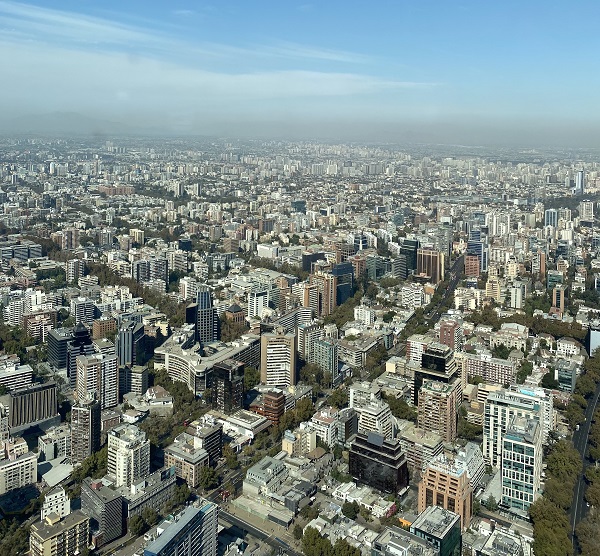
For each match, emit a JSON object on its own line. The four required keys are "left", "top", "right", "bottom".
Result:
{"left": 569, "top": 381, "right": 600, "bottom": 552}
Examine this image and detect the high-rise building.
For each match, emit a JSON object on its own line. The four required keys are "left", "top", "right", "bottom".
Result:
{"left": 164, "top": 433, "right": 210, "bottom": 488}
{"left": 76, "top": 353, "right": 119, "bottom": 409}
{"left": 0, "top": 438, "right": 36, "bottom": 494}
{"left": 107, "top": 424, "right": 150, "bottom": 488}
{"left": 119, "top": 365, "right": 149, "bottom": 398}
{"left": 41, "top": 485, "right": 71, "bottom": 521}
{"left": 66, "top": 323, "right": 95, "bottom": 388}
{"left": 81, "top": 478, "right": 123, "bottom": 547}
{"left": 71, "top": 397, "right": 101, "bottom": 464}
{"left": 65, "top": 259, "right": 85, "bottom": 284}
{"left": 260, "top": 329, "right": 297, "bottom": 387}
{"left": 143, "top": 502, "right": 218, "bottom": 556}
{"left": 416, "top": 248, "right": 445, "bottom": 284}
{"left": 417, "top": 379, "right": 460, "bottom": 442}
{"left": 348, "top": 432, "right": 409, "bottom": 494}
{"left": 6, "top": 381, "right": 59, "bottom": 433}
{"left": 544, "top": 208, "right": 558, "bottom": 227}
{"left": 439, "top": 319, "right": 463, "bottom": 351}
{"left": 418, "top": 455, "right": 473, "bottom": 529}
{"left": 195, "top": 285, "right": 218, "bottom": 345}
{"left": 309, "top": 271, "right": 337, "bottom": 317}
{"left": 70, "top": 297, "right": 94, "bottom": 326}
{"left": 412, "top": 343, "right": 459, "bottom": 404}
{"left": 308, "top": 338, "right": 339, "bottom": 386}
{"left": 410, "top": 505, "right": 461, "bottom": 556}
{"left": 116, "top": 321, "right": 146, "bottom": 368}
{"left": 483, "top": 386, "right": 553, "bottom": 468}
{"left": 500, "top": 415, "right": 542, "bottom": 515}
{"left": 30, "top": 511, "right": 89, "bottom": 556}
{"left": 47, "top": 328, "right": 74, "bottom": 372}
{"left": 575, "top": 170, "right": 585, "bottom": 195}
{"left": 212, "top": 359, "right": 244, "bottom": 414}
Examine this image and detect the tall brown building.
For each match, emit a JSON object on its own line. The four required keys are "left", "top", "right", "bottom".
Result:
{"left": 464, "top": 255, "right": 480, "bottom": 278}
{"left": 418, "top": 455, "right": 473, "bottom": 529}
{"left": 416, "top": 249, "right": 445, "bottom": 285}
{"left": 417, "top": 379, "right": 459, "bottom": 442}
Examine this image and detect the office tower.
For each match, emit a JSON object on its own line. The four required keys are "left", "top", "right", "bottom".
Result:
{"left": 193, "top": 419, "right": 223, "bottom": 465}
{"left": 348, "top": 432, "right": 409, "bottom": 494}
{"left": 41, "top": 486, "right": 71, "bottom": 520}
{"left": 400, "top": 238, "right": 419, "bottom": 275}
{"left": 464, "top": 254, "right": 480, "bottom": 278}
{"left": 309, "top": 271, "right": 337, "bottom": 317}
{"left": 65, "top": 259, "right": 85, "bottom": 284}
{"left": 116, "top": 320, "right": 146, "bottom": 367}
{"left": 119, "top": 365, "right": 149, "bottom": 397}
{"left": 439, "top": 319, "right": 463, "bottom": 351}
{"left": 575, "top": 170, "right": 585, "bottom": 195}
{"left": 297, "top": 322, "right": 322, "bottom": 361}
{"left": 179, "top": 276, "right": 198, "bottom": 301}
{"left": 195, "top": 285, "right": 218, "bottom": 345}
{"left": 143, "top": 502, "right": 218, "bottom": 556}
{"left": 81, "top": 478, "right": 123, "bottom": 547}
{"left": 416, "top": 248, "right": 445, "bottom": 284}
{"left": 417, "top": 379, "right": 459, "bottom": 442}
{"left": 76, "top": 353, "right": 119, "bottom": 409}
{"left": 483, "top": 387, "right": 553, "bottom": 468}
{"left": 212, "top": 359, "right": 244, "bottom": 414}
{"left": 92, "top": 317, "right": 117, "bottom": 340}
{"left": 308, "top": 338, "right": 339, "bottom": 386}
{"left": 6, "top": 381, "right": 59, "bottom": 433}
{"left": 71, "top": 397, "right": 101, "bottom": 464}
{"left": 260, "top": 329, "right": 297, "bottom": 388}
{"left": 130, "top": 228, "right": 145, "bottom": 245}
{"left": 466, "top": 239, "right": 488, "bottom": 273}
{"left": 107, "top": 424, "right": 150, "bottom": 488}
{"left": 331, "top": 261, "right": 354, "bottom": 304}
{"left": 372, "top": 526, "right": 437, "bottom": 556}
{"left": 410, "top": 506, "right": 461, "bottom": 556}
{"left": 501, "top": 415, "right": 542, "bottom": 514}
{"left": 30, "top": 511, "right": 89, "bottom": 556}
{"left": 412, "top": 343, "right": 459, "bottom": 404}
{"left": 391, "top": 254, "right": 408, "bottom": 279}
{"left": 544, "top": 208, "right": 558, "bottom": 227}
{"left": 66, "top": 323, "right": 95, "bottom": 388}
{"left": 418, "top": 455, "right": 473, "bottom": 529}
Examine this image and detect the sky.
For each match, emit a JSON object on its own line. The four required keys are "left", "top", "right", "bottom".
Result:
{"left": 1, "top": 0, "right": 600, "bottom": 145}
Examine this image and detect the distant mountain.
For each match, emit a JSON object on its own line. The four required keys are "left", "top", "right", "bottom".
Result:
{"left": 1, "top": 112, "right": 131, "bottom": 136}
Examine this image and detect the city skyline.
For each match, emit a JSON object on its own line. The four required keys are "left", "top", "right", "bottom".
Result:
{"left": 2, "top": 0, "right": 600, "bottom": 146}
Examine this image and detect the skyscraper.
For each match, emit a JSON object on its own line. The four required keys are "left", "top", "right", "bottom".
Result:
{"left": 143, "top": 502, "right": 218, "bottom": 556}
{"left": 76, "top": 353, "right": 119, "bottom": 409}
{"left": 212, "top": 359, "right": 244, "bottom": 414}
{"left": 195, "top": 285, "right": 218, "bottom": 346}
{"left": 575, "top": 170, "right": 585, "bottom": 195}
{"left": 260, "top": 329, "right": 297, "bottom": 387}
{"left": 116, "top": 320, "right": 146, "bottom": 367}
{"left": 66, "top": 322, "right": 95, "bottom": 388}
{"left": 71, "top": 396, "right": 101, "bottom": 464}
{"left": 107, "top": 424, "right": 150, "bottom": 488}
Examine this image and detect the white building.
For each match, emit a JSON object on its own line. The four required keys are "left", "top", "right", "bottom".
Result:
{"left": 107, "top": 424, "right": 150, "bottom": 488}
{"left": 41, "top": 485, "right": 71, "bottom": 520}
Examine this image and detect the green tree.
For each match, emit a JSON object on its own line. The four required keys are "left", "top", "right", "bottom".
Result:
{"left": 128, "top": 515, "right": 147, "bottom": 536}
{"left": 293, "top": 524, "right": 303, "bottom": 540}
{"left": 142, "top": 508, "right": 159, "bottom": 527}
{"left": 244, "top": 366, "right": 260, "bottom": 391}
{"left": 342, "top": 501, "right": 360, "bottom": 520}
{"left": 199, "top": 465, "right": 219, "bottom": 491}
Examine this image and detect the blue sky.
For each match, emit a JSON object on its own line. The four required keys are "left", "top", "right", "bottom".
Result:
{"left": 1, "top": 0, "right": 599, "bottom": 144}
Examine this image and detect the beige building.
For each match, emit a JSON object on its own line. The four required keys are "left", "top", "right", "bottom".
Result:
{"left": 107, "top": 424, "right": 150, "bottom": 488}
{"left": 281, "top": 423, "right": 317, "bottom": 457}
{"left": 418, "top": 456, "right": 473, "bottom": 530}
{"left": 164, "top": 432, "right": 210, "bottom": 488}
{"left": 417, "top": 379, "right": 459, "bottom": 442}
{"left": 0, "top": 438, "right": 36, "bottom": 494}
{"left": 260, "top": 329, "right": 296, "bottom": 388}
{"left": 30, "top": 510, "right": 89, "bottom": 556}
